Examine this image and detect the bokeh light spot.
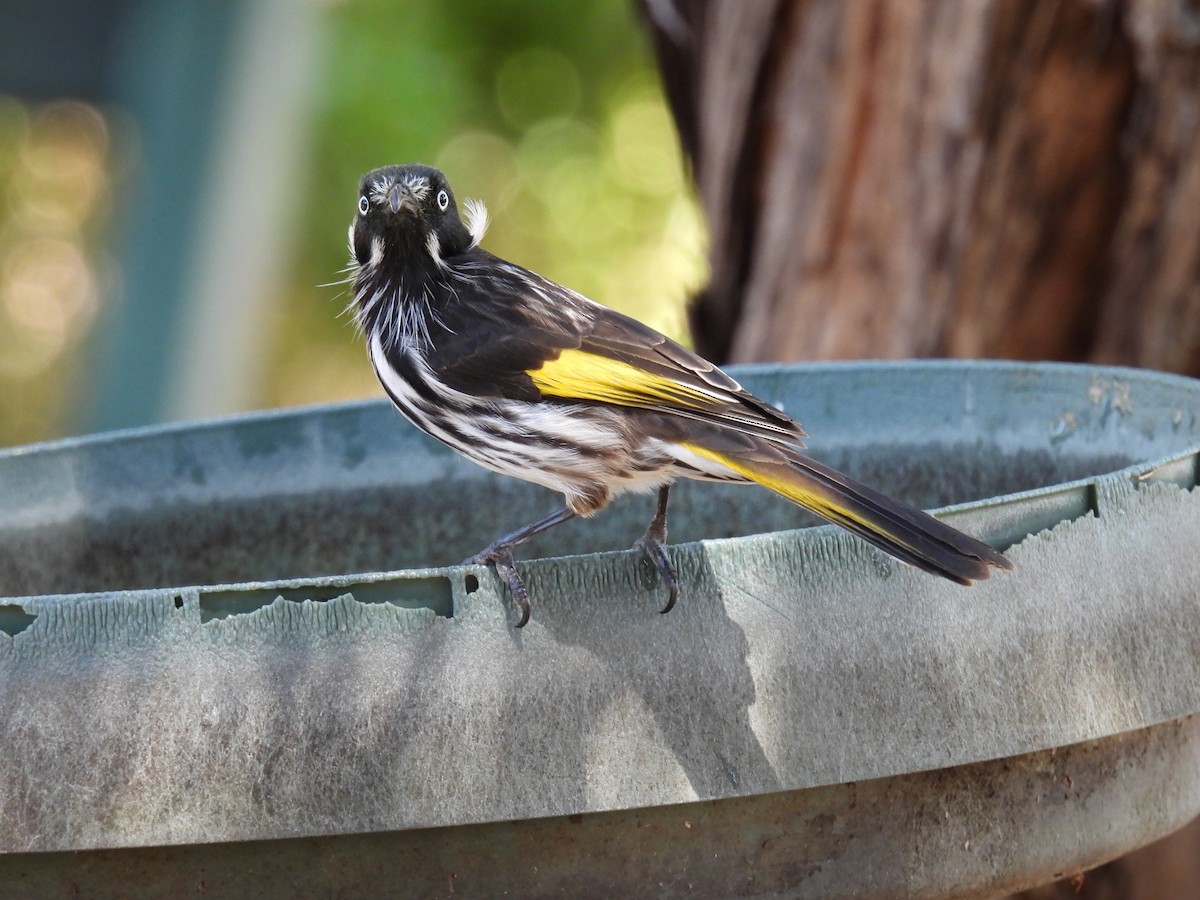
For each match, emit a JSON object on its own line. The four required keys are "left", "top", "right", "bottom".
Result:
{"left": 610, "top": 97, "right": 683, "bottom": 196}
{"left": 496, "top": 48, "right": 582, "bottom": 130}
{"left": 435, "top": 130, "right": 519, "bottom": 213}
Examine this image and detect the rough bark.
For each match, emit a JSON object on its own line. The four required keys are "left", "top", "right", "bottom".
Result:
{"left": 641, "top": 0, "right": 1200, "bottom": 379}
{"left": 640, "top": 0, "right": 1200, "bottom": 895}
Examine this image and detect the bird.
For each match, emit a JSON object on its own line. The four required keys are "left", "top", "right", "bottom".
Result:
{"left": 346, "top": 163, "right": 1012, "bottom": 626}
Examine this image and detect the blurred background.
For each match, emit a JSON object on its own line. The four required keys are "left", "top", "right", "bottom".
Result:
{"left": 0, "top": 0, "right": 704, "bottom": 446}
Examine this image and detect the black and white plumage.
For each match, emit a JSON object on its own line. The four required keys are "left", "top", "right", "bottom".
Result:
{"left": 347, "top": 163, "right": 1011, "bottom": 626}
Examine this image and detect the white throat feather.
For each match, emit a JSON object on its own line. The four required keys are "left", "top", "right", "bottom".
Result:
{"left": 463, "top": 198, "right": 489, "bottom": 248}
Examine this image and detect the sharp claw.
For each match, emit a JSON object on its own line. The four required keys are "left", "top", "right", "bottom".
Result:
{"left": 631, "top": 485, "right": 678, "bottom": 614}
{"left": 465, "top": 544, "right": 531, "bottom": 628}
{"left": 495, "top": 557, "right": 531, "bottom": 628}
{"left": 659, "top": 568, "right": 679, "bottom": 615}
{"left": 634, "top": 533, "right": 679, "bottom": 615}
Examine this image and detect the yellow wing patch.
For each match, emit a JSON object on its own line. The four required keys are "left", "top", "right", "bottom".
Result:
{"left": 528, "top": 349, "right": 717, "bottom": 409}
{"left": 681, "top": 443, "right": 850, "bottom": 524}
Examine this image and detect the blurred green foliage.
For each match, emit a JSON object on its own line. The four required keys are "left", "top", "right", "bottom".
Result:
{"left": 265, "top": 0, "right": 704, "bottom": 408}
{"left": 0, "top": 0, "right": 703, "bottom": 442}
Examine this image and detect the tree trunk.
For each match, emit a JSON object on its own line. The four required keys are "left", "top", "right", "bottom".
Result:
{"left": 640, "top": 0, "right": 1200, "bottom": 895}
{"left": 641, "top": 0, "right": 1200, "bottom": 378}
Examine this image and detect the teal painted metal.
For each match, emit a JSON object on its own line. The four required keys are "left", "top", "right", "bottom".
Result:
{"left": 3, "top": 361, "right": 1200, "bottom": 897}
{"left": 83, "top": 0, "right": 243, "bottom": 431}
{"left": 3, "top": 718, "right": 1198, "bottom": 899}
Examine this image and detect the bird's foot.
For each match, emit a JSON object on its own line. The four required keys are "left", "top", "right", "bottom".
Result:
{"left": 633, "top": 522, "right": 678, "bottom": 614}
{"left": 466, "top": 542, "right": 531, "bottom": 628}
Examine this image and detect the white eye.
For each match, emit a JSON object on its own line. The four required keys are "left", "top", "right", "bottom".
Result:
{"left": 436, "top": 189, "right": 449, "bottom": 211}
{"left": 358, "top": 196, "right": 370, "bottom": 215}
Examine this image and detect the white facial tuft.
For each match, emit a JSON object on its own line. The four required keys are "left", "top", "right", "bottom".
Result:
{"left": 463, "top": 198, "right": 490, "bottom": 248}
{"left": 425, "top": 231, "right": 445, "bottom": 268}
{"left": 404, "top": 175, "right": 431, "bottom": 200}
{"left": 369, "top": 173, "right": 431, "bottom": 207}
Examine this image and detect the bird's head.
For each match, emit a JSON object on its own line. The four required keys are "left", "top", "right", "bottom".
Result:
{"left": 349, "top": 164, "right": 487, "bottom": 274}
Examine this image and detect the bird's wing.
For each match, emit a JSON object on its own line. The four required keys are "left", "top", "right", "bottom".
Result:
{"left": 423, "top": 254, "right": 806, "bottom": 445}
{"left": 533, "top": 306, "right": 806, "bottom": 444}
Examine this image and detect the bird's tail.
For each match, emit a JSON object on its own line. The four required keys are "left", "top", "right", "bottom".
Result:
{"left": 682, "top": 443, "right": 1012, "bottom": 583}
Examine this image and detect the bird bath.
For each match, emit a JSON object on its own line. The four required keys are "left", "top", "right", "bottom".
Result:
{"left": 2, "top": 360, "right": 1200, "bottom": 898}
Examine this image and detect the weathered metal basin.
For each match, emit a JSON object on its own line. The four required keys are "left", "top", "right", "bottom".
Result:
{"left": 2, "top": 360, "right": 1200, "bottom": 898}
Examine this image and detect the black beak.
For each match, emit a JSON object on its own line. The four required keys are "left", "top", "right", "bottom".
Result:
{"left": 387, "top": 182, "right": 413, "bottom": 215}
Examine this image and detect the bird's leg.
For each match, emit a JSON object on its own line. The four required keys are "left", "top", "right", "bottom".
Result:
{"left": 633, "top": 485, "right": 679, "bottom": 614}
{"left": 466, "top": 506, "right": 577, "bottom": 627}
